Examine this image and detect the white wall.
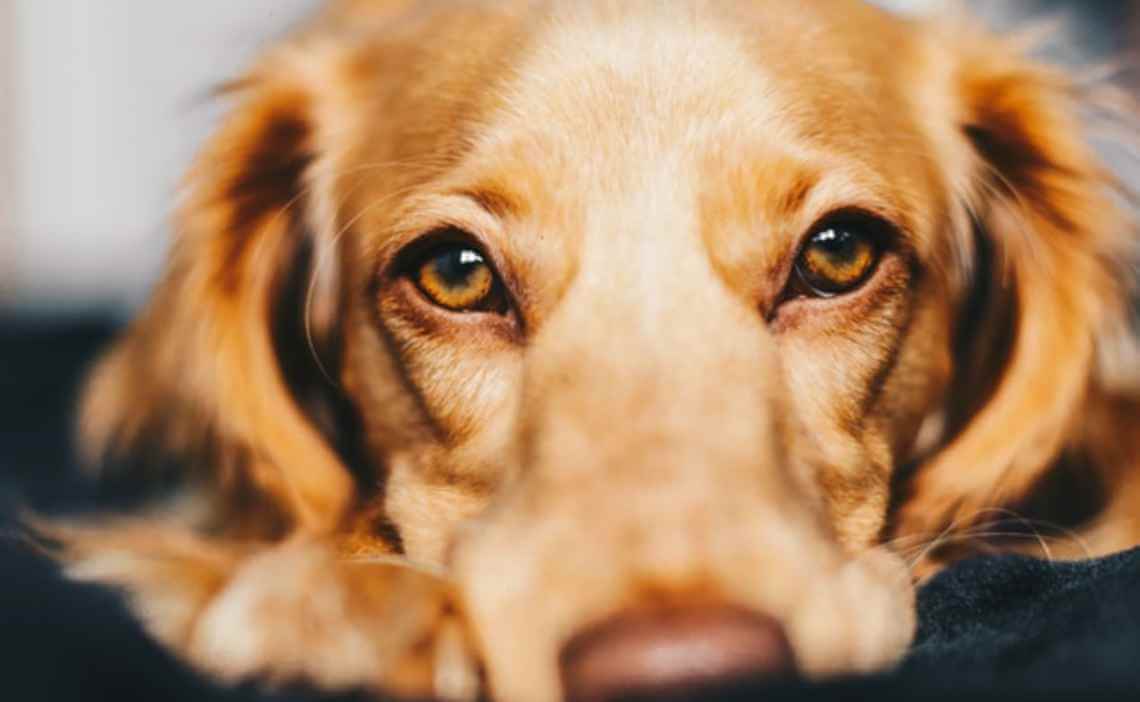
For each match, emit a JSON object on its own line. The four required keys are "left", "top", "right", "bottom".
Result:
{"left": 0, "top": 0, "right": 318, "bottom": 313}
{"left": 0, "top": 0, "right": 15, "bottom": 300}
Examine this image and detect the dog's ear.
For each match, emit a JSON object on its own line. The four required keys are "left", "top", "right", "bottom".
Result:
{"left": 899, "top": 29, "right": 1136, "bottom": 538}
{"left": 79, "top": 46, "right": 357, "bottom": 533}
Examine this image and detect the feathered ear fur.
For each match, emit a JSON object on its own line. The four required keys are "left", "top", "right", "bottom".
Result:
{"left": 78, "top": 44, "right": 362, "bottom": 534}
{"left": 898, "top": 25, "right": 1138, "bottom": 540}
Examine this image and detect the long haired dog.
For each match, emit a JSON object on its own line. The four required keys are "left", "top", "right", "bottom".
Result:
{"left": 55, "top": 1, "right": 1140, "bottom": 701}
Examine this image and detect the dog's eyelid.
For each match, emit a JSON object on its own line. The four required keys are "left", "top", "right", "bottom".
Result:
{"left": 378, "top": 209, "right": 494, "bottom": 271}
{"left": 380, "top": 193, "right": 503, "bottom": 253}
{"left": 799, "top": 207, "right": 898, "bottom": 245}
{"left": 395, "top": 225, "right": 488, "bottom": 264}
{"left": 380, "top": 184, "right": 513, "bottom": 251}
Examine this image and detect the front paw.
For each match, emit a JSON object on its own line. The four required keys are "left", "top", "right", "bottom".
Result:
{"left": 188, "top": 540, "right": 481, "bottom": 701}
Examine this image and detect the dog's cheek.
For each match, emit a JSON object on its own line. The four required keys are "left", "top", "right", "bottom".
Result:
{"left": 866, "top": 294, "right": 955, "bottom": 458}
{"left": 384, "top": 452, "right": 497, "bottom": 565}
{"left": 779, "top": 282, "right": 954, "bottom": 551}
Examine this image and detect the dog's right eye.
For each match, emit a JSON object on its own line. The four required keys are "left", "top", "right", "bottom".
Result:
{"left": 792, "top": 214, "right": 885, "bottom": 298}
{"left": 410, "top": 243, "right": 507, "bottom": 313}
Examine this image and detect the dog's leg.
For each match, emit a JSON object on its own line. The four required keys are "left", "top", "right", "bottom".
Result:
{"left": 52, "top": 523, "right": 481, "bottom": 701}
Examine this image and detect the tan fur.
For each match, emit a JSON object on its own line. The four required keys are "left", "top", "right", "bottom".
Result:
{"left": 55, "top": 2, "right": 1140, "bottom": 701}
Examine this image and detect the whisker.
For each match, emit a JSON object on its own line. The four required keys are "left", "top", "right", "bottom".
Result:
{"left": 879, "top": 502, "right": 1097, "bottom": 578}
{"left": 891, "top": 510, "right": 1095, "bottom": 574}
{"left": 901, "top": 531, "right": 1070, "bottom": 570}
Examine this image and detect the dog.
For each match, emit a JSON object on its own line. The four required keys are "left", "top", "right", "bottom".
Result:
{"left": 51, "top": 1, "right": 1140, "bottom": 701}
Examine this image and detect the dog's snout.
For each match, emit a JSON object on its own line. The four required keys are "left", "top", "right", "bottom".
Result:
{"left": 559, "top": 606, "right": 795, "bottom": 702}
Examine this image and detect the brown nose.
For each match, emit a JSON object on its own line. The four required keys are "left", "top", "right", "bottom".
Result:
{"left": 559, "top": 606, "right": 796, "bottom": 702}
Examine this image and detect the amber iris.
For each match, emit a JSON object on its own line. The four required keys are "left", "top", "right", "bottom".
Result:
{"left": 413, "top": 246, "right": 498, "bottom": 311}
{"left": 795, "top": 225, "right": 879, "bottom": 296}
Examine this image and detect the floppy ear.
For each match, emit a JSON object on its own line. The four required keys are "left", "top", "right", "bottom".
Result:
{"left": 79, "top": 46, "right": 358, "bottom": 533}
{"left": 897, "top": 30, "right": 1136, "bottom": 540}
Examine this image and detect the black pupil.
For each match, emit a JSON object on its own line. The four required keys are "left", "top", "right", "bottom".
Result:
{"left": 812, "top": 228, "right": 858, "bottom": 261}
{"left": 433, "top": 249, "right": 484, "bottom": 288}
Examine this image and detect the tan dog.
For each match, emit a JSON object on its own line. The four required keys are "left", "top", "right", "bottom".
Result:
{"left": 55, "top": 1, "right": 1140, "bottom": 701}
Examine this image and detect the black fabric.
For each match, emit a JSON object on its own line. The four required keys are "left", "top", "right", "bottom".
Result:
{"left": 3, "top": 316, "right": 1139, "bottom": 701}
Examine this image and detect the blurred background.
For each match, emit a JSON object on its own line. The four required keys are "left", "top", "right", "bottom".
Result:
{"left": 0, "top": 1, "right": 1136, "bottom": 499}
{"left": 0, "top": 1, "right": 319, "bottom": 502}
{"left": 0, "top": 0, "right": 320, "bottom": 316}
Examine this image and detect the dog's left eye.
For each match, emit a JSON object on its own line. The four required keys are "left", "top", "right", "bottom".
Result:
{"left": 412, "top": 244, "right": 506, "bottom": 312}
{"left": 794, "top": 222, "right": 881, "bottom": 296}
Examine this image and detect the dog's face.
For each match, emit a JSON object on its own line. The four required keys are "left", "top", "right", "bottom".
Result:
{"left": 350, "top": 3, "right": 940, "bottom": 692}
{"left": 361, "top": 0, "right": 948, "bottom": 559}
{"left": 79, "top": 1, "right": 1132, "bottom": 700}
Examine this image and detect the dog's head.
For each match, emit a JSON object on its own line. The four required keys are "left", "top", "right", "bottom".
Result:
{"left": 79, "top": 1, "right": 1136, "bottom": 699}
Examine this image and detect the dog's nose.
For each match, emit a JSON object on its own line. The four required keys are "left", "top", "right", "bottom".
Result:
{"left": 559, "top": 606, "right": 795, "bottom": 702}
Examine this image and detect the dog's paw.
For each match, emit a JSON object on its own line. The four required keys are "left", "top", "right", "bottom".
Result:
{"left": 187, "top": 540, "right": 482, "bottom": 701}
{"left": 789, "top": 548, "right": 916, "bottom": 677}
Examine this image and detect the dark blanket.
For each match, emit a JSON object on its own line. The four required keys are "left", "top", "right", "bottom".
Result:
{"left": 3, "top": 317, "right": 1139, "bottom": 701}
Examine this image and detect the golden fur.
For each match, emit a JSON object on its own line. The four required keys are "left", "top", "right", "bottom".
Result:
{"left": 54, "top": 1, "right": 1140, "bottom": 700}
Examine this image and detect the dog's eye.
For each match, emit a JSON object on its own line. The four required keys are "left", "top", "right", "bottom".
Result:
{"left": 794, "top": 222, "right": 881, "bottom": 296}
{"left": 412, "top": 245, "right": 504, "bottom": 312}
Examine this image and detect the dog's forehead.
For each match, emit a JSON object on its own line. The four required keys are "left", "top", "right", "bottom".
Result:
{"left": 424, "top": 1, "right": 927, "bottom": 207}
{"left": 433, "top": 1, "right": 936, "bottom": 256}
{"left": 474, "top": 1, "right": 920, "bottom": 151}
{"left": 341, "top": 0, "right": 938, "bottom": 209}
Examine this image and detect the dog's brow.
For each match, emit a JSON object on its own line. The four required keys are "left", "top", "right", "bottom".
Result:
{"left": 776, "top": 173, "right": 818, "bottom": 220}
{"left": 457, "top": 187, "right": 523, "bottom": 220}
